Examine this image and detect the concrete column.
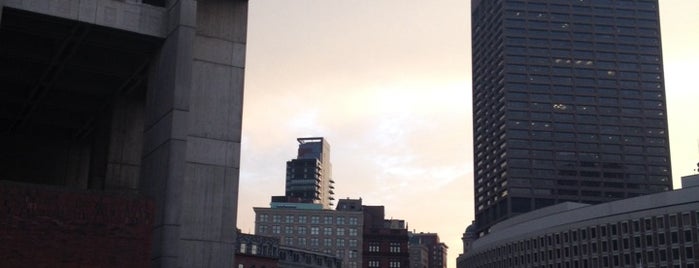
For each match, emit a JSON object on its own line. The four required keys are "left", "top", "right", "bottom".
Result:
{"left": 142, "top": 0, "right": 246, "bottom": 266}
{"left": 141, "top": 0, "right": 196, "bottom": 266}
{"left": 178, "top": 0, "right": 247, "bottom": 266}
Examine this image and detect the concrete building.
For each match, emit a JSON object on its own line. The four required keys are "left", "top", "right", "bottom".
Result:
{"left": 362, "top": 206, "right": 410, "bottom": 268}
{"left": 254, "top": 198, "right": 365, "bottom": 268}
{"left": 457, "top": 186, "right": 699, "bottom": 268}
{"left": 409, "top": 233, "right": 448, "bottom": 268}
{"left": 0, "top": 0, "right": 247, "bottom": 266}
{"left": 470, "top": 0, "right": 672, "bottom": 236}
{"left": 274, "top": 137, "right": 335, "bottom": 209}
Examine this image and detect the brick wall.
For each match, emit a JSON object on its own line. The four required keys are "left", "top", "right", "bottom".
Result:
{"left": 0, "top": 181, "right": 153, "bottom": 267}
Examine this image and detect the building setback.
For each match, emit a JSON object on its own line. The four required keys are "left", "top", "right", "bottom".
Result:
{"left": 470, "top": 0, "right": 672, "bottom": 236}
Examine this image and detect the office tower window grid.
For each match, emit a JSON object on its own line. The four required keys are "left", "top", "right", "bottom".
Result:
{"left": 472, "top": 0, "right": 672, "bottom": 236}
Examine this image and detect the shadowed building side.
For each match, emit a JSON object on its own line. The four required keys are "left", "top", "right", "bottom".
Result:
{"left": 0, "top": 0, "right": 248, "bottom": 266}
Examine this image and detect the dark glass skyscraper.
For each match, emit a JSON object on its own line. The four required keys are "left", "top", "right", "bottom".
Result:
{"left": 471, "top": 0, "right": 672, "bottom": 236}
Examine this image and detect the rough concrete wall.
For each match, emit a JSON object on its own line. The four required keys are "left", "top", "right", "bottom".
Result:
{"left": 142, "top": 0, "right": 246, "bottom": 266}
{"left": 2, "top": 0, "right": 166, "bottom": 37}
{"left": 105, "top": 96, "right": 145, "bottom": 194}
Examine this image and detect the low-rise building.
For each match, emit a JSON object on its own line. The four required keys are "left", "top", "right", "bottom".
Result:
{"left": 254, "top": 198, "right": 364, "bottom": 268}
{"left": 236, "top": 231, "right": 342, "bottom": 268}
{"left": 409, "top": 232, "right": 447, "bottom": 268}
{"left": 362, "top": 206, "right": 410, "bottom": 268}
{"left": 457, "top": 186, "right": 699, "bottom": 268}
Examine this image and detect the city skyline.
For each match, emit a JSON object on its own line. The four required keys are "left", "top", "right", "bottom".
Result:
{"left": 238, "top": 1, "right": 699, "bottom": 268}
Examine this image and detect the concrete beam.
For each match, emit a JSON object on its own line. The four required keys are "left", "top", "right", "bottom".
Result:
{"left": 3, "top": 0, "right": 166, "bottom": 37}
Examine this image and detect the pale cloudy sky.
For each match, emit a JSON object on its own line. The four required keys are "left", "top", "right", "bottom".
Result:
{"left": 237, "top": 1, "right": 699, "bottom": 267}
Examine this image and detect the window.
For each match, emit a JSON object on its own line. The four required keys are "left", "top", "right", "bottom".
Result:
{"left": 311, "top": 227, "right": 319, "bottom": 235}
{"left": 298, "top": 238, "right": 306, "bottom": 246}
{"left": 369, "top": 242, "right": 380, "bottom": 252}
{"left": 336, "top": 216, "right": 345, "bottom": 225}
{"left": 368, "top": 261, "right": 380, "bottom": 268}
{"left": 258, "top": 225, "right": 268, "bottom": 234}
{"left": 285, "top": 237, "right": 293, "bottom": 245}
{"left": 324, "top": 238, "right": 332, "bottom": 247}
{"left": 311, "top": 216, "right": 320, "bottom": 224}
{"left": 324, "top": 227, "right": 333, "bottom": 236}
{"left": 337, "top": 228, "right": 345, "bottom": 236}
{"left": 389, "top": 261, "right": 401, "bottom": 268}
{"left": 390, "top": 242, "right": 401, "bottom": 253}
{"left": 324, "top": 216, "right": 333, "bottom": 224}
{"left": 349, "top": 250, "right": 358, "bottom": 259}
{"left": 251, "top": 244, "right": 258, "bottom": 255}
{"left": 297, "top": 226, "right": 306, "bottom": 235}
{"left": 273, "top": 215, "right": 281, "bottom": 223}
{"left": 310, "top": 238, "right": 319, "bottom": 247}
{"left": 349, "top": 217, "right": 358, "bottom": 225}
{"left": 240, "top": 243, "right": 247, "bottom": 253}
{"left": 336, "top": 239, "right": 345, "bottom": 247}
{"left": 285, "top": 215, "right": 294, "bottom": 223}
{"left": 298, "top": 215, "right": 307, "bottom": 223}
{"left": 258, "top": 214, "right": 269, "bottom": 222}
{"left": 349, "top": 228, "right": 358, "bottom": 236}
{"left": 349, "top": 239, "right": 358, "bottom": 247}
{"left": 272, "top": 225, "right": 281, "bottom": 234}
{"left": 285, "top": 226, "right": 293, "bottom": 234}
{"left": 685, "top": 230, "right": 693, "bottom": 242}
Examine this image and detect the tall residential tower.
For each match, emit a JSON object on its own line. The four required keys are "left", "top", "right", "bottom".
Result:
{"left": 273, "top": 137, "right": 335, "bottom": 209}
{"left": 471, "top": 0, "right": 671, "bottom": 236}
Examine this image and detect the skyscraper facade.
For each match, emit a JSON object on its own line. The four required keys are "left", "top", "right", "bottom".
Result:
{"left": 471, "top": 0, "right": 672, "bottom": 236}
{"left": 275, "top": 137, "right": 335, "bottom": 209}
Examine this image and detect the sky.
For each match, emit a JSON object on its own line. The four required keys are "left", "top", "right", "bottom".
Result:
{"left": 238, "top": 1, "right": 699, "bottom": 267}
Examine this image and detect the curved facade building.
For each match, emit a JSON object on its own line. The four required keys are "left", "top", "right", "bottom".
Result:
{"left": 458, "top": 186, "right": 699, "bottom": 268}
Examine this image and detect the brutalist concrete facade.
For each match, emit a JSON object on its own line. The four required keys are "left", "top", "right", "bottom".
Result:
{"left": 0, "top": 0, "right": 247, "bottom": 266}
